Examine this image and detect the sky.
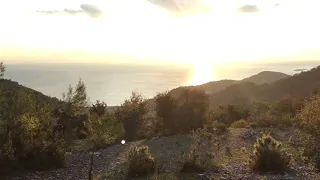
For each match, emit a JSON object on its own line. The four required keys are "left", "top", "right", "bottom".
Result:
{"left": 1, "top": 0, "right": 320, "bottom": 66}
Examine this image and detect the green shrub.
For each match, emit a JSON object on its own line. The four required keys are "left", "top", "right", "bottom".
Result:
{"left": 230, "top": 119, "right": 249, "bottom": 128}
{"left": 212, "top": 121, "right": 228, "bottom": 135}
{"left": 89, "top": 113, "right": 124, "bottom": 150}
{"left": 181, "top": 128, "right": 218, "bottom": 173}
{"left": 297, "top": 93, "right": 320, "bottom": 170}
{"left": 0, "top": 114, "right": 67, "bottom": 176}
{"left": 250, "top": 122, "right": 258, "bottom": 129}
{"left": 127, "top": 145, "right": 156, "bottom": 179}
{"left": 275, "top": 114, "right": 293, "bottom": 128}
{"left": 249, "top": 133, "right": 291, "bottom": 173}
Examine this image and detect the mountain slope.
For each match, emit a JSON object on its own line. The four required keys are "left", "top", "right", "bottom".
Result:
{"left": 0, "top": 79, "right": 64, "bottom": 111}
{"left": 167, "top": 71, "right": 289, "bottom": 99}
{"left": 241, "top": 71, "right": 290, "bottom": 85}
{"left": 209, "top": 66, "right": 320, "bottom": 108}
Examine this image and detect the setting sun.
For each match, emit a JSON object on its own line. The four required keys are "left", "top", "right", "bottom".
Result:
{"left": 189, "top": 63, "right": 214, "bottom": 86}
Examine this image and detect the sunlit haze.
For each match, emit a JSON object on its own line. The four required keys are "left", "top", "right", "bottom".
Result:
{"left": 1, "top": 0, "right": 320, "bottom": 85}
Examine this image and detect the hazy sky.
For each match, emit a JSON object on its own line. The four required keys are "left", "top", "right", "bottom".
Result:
{"left": 1, "top": 0, "right": 320, "bottom": 65}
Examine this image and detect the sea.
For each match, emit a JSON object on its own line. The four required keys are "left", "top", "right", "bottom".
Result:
{"left": 3, "top": 61, "right": 319, "bottom": 106}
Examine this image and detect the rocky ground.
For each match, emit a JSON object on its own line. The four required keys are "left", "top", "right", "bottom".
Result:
{"left": 4, "top": 129, "right": 320, "bottom": 180}
{"left": 4, "top": 144, "right": 126, "bottom": 180}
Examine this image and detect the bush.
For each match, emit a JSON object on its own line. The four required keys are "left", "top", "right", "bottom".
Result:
{"left": 155, "top": 92, "right": 177, "bottom": 136}
{"left": 89, "top": 113, "right": 124, "bottom": 150}
{"left": 249, "top": 133, "right": 291, "bottom": 173}
{"left": 115, "top": 92, "right": 147, "bottom": 142}
{"left": 230, "top": 119, "right": 249, "bottom": 128}
{"left": 181, "top": 128, "right": 218, "bottom": 173}
{"left": 211, "top": 121, "right": 228, "bottom": 135}
{"left": 297, "top": 93, "right": 320, "bottom": 169}
{"left": 175, "top": 89, "right": 209, "bottom": 133}
{"left": 250, "top": 122, "right": 258, "bottom": 129}
{"left": 127, "top": 145, "right": 156, "bottom": 179}
{"left": 0, "top": 113, "right": 67, "bottom": 176}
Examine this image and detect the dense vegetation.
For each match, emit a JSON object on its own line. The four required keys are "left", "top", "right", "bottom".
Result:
{"left": 1, "top": 61, "right": 320, "bottom": 179}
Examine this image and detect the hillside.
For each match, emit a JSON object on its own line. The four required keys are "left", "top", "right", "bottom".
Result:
{"left": 0, "top": 79, "right": 63, "bottom": 108}
{"left": 0, "top": 79, "right": 64, "bottom": 127}
{"left": 159, "top": 71, "right": 290, "bottom": 101}
{"left": 241, "top": 71, "right": 290, "bottom": 85}
{"left": 209, "top": 66, "right": 320, "bottom": 108}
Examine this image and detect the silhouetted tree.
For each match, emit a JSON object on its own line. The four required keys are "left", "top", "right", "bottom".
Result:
{"left": 155, "top": 92, "right": 177, "bottom": 135}
{"left": 176, "top": 89, "right": 209, "bottom": 133}
{"left": 115, "top": 92, "right": 147, "bottom": 142}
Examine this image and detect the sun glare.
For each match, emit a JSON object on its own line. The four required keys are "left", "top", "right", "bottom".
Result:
{"left": 189, "top": 63, "right": 214, "bottom": 86}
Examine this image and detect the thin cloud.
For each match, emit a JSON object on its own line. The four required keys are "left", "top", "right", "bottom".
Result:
{"left": 148, "top": 0, "right": 208, "bottom": 13}
{"left": 80, "top": 4, "right": 102, "bottom": 17}
{"left": 238, "top": 4, "right": 259, "bottom": 13}
{"left": 149, "top": 0, "right": 180, "bottom": 12}
{"left": 36, "top": 4, "right": 102, "bottom": 18}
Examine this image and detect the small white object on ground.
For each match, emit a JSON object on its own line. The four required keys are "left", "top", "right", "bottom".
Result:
{"left": 121, "top": 140, "right": 125, "bottom": 144}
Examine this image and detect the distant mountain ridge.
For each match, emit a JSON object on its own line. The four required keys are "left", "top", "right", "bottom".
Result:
{"left": 168, "top": 71, "right": 290, "bottom": 98}
{"left": 241, "top": 71, "right": 290, "bottom": 85}
{"left": 208, "top": 66, "right": 320, "bottom": 108}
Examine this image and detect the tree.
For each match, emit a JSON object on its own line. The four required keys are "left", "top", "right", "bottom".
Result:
{"left": 62, "top": 78, "right": 89, "bottom": 115}
{"left": 0, "top": 62, "right": 5, "bottom": 78}
{"left": 115, "top": 92, "right": 147, "bottom": 142}
{"left": 155, "top": 92, "right": 177, "bottom": 135}
{"left": 56, "top": 78, "right": 90, "bottom": 142}
{"left": 89, "top": 100, "right": 107, "bottom": 117}
{"left": 89, "top": 112, "right": 123, "bottom": 149}
{"left": 176, "top": 89, "right": 209, "bottom": 133}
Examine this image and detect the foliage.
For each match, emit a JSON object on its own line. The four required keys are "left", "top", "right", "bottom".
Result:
{"left": 88, "top": 112, "right": 124, "bottom": 150}
{"left": 175, "top": 89, "right": 209, "bottom": 133}
{"left": 0, "top": 113, "right": 66, "bottom": 175}
{"left": 181, "top": 128, "right": 218, "bottom": 173}
{"left": 115, "top": 91, "right": 147, "bottom": 142}
{"left": 0, "top": 62, "right": 5, "bottom": 78}
{"left": 208, "top": 121, "right": 228, "bottom": 135}
{"left": 89, "top": 100, "right": 107, "bottom": 117}
{"left": 127, "top": 145, "right": 156, "bottom": 179}
{"left": 154, "top": 89, "right": 209, "bottom": 136}
{"left": 155, "top": 91, "right": 177, "bottom": 136}
{"left": 62, "top": 78, "right": 89, "bottom": 115}
{"left": 52, "top": 79, "right": 91, "bottom": 142}
{"left": 0, "top": 79, "right": 63, "bottom": 123}
{"left": 249, "top": 133, "right": 291, "bottom": 173}
{"left": 249, "top": 122, "right": 258, "bottom": 129}
{"left": 51, "top": 108, "right": 89, "bottom": 142}
{"left": 297, "top": 92, "right": 320, "bottom": 169}
{"left": 297, "top": 92, "right": 320, "bottom": 136}
{"left": 211, "top": 105, "right": 250, "bottom": 126}
{"left": 230, "top": 119, "right": 249, "bottom": 128}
